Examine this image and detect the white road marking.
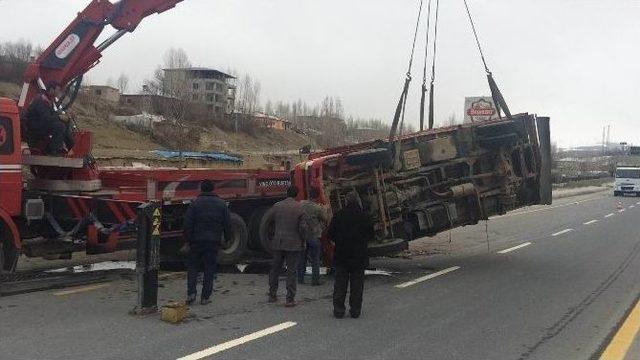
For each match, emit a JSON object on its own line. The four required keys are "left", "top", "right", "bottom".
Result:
{"left": 636, "top": 201, "right": 640, "bottom": 205}
{"left": 53, "top": 284, "right": 109, "bottom": 296}
{"left": 177, "top": 322, "right": 297, "bottom": 360}
{"left": 584, "top": 220, "right": 598, "bottom": 225}
{"left": 395, "top": 266, "right": 461, "bottom": 288}
{"left": 630, "top": 205, "right": 635, "bottom": 209}
{"left": 605, "top": 213, "right": 615, "bottom": 218}
{"left": 552, "top": 228, "right": 574, "bottom": 237}
{"left": 497, "top": 242, "right": 532, "bottom": 254}
{"left": 492, "top": 197, "right": 602, "bottom": 219}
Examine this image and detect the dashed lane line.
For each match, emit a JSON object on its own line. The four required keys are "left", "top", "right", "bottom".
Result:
{"left": 395, "top": 266, "right": 461, "bottom": 289}
{"left": 177, "top": 322, "right": 298, "bottom": 360}
{"left": 552, "top": 228, "right": 574, "bottom": 237}
{"left": 605, "top": 213, "right": 615, "bottom": 218}
{"left": 630, "top": 205, "right": 635, "bottom": 209}
{"left": 497, "top": 242, "right": 532, "bottom": 254}
{"left": 584, "top": 220, "right": 599, "bottom": 225}
{"left": 492, "top": 196, "right": 603, "bottom": 219}
{"left": 53, "top": 284, "right": 109, "bottom": 296}
{"left": 600, "top": 298, "right": 640, "bottom": 360}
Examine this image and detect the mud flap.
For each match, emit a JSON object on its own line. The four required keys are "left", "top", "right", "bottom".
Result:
{"left": 536, "top": 116, "right": 552, "bottom": 205}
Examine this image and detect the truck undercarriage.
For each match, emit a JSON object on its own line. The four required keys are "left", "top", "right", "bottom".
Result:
{"left": 309, "top": 114, "right": 552, "bottom": 254}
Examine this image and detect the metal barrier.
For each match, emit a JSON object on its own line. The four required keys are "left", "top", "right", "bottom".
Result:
{"left": 132, "top": 202, "right": 161, "bottom": 315}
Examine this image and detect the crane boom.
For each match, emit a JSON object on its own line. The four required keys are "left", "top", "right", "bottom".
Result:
{"left": 18, "top": 0, "right": 184, "bottom": 111}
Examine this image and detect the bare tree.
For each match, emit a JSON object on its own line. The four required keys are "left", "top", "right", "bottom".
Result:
{"left": 163, "top": 47, "right": 191, "bottom": 69}
{"left": 235, "top": 74, "right": 261, "bottom": 114}
{"left": 143, "top": 66, "right": 164, "bottom": 95}
{"left": 116, "top": 73, "right": 129, "bottom": 94}
{"left": 264, "top": 100, "right": 273, "bottom": 115}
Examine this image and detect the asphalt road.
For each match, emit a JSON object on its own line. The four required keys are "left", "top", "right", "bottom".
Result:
{"left": 1, "top": 191, "right": 639, "bottom": 360}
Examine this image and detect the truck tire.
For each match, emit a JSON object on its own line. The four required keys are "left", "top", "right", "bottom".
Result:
{"left": 0, "top": 225, "right": 18, "bottom": 274}
{"left": 258, "top": 207, "right": 276, "bottom": 254}
{"left": 247, "top": 206, "right": 269, "bottom": 250}
{"left": 345, "top": 148, "right": 392, "bottom": 168}
{"left": 0, "top": 242, "right": 5, "bottom": 276}
{"left": 218, "top": 213, "right": 248, "bottom": 265}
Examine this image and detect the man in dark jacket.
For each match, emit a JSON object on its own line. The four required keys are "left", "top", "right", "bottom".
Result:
{"left": 183, "top": 180, "right": 231, "bottom": 305}
{"left": 268, "top": 185, "right": 307, "bottom": 307}
{"left": 328, "top": 191, "right": 374, "bottom": 319}
{"left": 23, "top": 81, "right": 74, "bottom": 155}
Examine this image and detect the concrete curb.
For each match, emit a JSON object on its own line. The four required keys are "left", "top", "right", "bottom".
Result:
{"left": 552, "top": 186, "right": 609, "bottom": 200}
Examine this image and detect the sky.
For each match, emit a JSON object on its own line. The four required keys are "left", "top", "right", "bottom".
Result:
{"left": 0, "top": 0, "right": 638, "bottom": 148}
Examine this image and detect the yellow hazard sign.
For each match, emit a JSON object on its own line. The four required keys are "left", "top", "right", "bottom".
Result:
{"left": 152, "top": 208, "right": 161, "bottom": 236}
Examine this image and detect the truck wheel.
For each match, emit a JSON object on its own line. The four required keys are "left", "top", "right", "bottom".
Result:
{"left": 0, "top": 242, "right": 5, "bottom": 276}
{"left": 0, "top": 225, "right": 18, "bottom": 273}
{"left": 345, "top": 148, "right": 393, "bottom": 168}
{"left": 218, "top": 213, "right": 248, "bottom": 266}
{"left": 247, "top": 206, "right": 269, "bottom": 250}
{"left": 259, "top": 207, "right": 276, "bottom": 254}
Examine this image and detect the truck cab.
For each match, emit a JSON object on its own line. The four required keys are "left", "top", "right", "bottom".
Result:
{"left": 614, "top": 166, "right": 640, "bottom": 197}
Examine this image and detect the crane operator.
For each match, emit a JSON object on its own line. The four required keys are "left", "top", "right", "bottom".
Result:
{"left": 23, "top": 81, "right": 75, "bottom": 156}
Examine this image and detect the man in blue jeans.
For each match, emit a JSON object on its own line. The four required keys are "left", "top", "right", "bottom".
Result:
{"left": 298, "top": 187, "right": 328, "bottom": 286}
{"left": 183, "top": 180, "right": 231, "bottom": 305}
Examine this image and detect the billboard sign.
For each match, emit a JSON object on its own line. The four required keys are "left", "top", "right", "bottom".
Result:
{"left": 464, "top": 97, "right": 499, "bottom": 123}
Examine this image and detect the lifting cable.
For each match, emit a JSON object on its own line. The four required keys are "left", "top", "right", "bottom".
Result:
{"left": 462, "top": 0, "right": 512, "bottom": 118}
{"left": 419, "top": 0, "right": 434, "bottom": 132}
{"left": 427, "top": 0, "right": 440, "bottom": 130}
{"left": 389, "top": 0, "right": 424, "bottom": 143}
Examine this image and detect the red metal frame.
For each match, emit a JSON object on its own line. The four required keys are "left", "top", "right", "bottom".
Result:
{"left": 19, "top": 0, "right": 183, "bottom": 110}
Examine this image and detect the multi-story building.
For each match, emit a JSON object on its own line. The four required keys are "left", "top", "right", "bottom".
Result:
{"left": 163, "top": 67, "right": 236, "bottom": 116}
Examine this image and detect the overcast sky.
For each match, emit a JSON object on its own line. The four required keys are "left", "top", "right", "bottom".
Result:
{"left": 1, "top": 0, "right": 638, "bottom": 147}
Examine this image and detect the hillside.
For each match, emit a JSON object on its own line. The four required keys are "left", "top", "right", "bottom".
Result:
{"left": 0, "top": 81, "right": 313, "bottom": 169}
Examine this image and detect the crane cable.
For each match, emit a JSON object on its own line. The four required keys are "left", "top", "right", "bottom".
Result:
{"left": 462, "top": 0, "right": 512, "bottom": 119}
{"left": 419, "top": 0, "right": 434, "bottom": 132}
{"left": 389, "top": 0, "right": 424, "bottom": 143}
{"left": 427, "top": 0, "right": 440, "bottom": 130}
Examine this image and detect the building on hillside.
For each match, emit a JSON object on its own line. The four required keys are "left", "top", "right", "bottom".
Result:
{"left": 120, "top": 94, "right": 180, "bottom": 114}
{"left": 253, "top": 113, "right": 291, "bottom": 131}
{"left": 81, "top": 85, "right": 120, "bottom": 103}
{"left": 163, "top": 67, "right": 236, "bottom": 116}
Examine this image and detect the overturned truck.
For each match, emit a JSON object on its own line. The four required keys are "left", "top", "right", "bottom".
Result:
{"left": 294, "top": 114, "right": 552, "bottom": 258}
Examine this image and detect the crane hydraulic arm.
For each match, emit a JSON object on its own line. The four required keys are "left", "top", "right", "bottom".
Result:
{"left": 18, "top": 0, "right": 184, "bottom": 112}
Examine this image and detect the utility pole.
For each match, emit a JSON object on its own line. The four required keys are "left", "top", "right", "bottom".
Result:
{"left": 602, "top": 126, "right": 606, "bottom": 155}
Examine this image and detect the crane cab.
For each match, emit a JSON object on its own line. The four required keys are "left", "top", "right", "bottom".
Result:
{"left": 0, "top": 97, "right": 23, "bottom": 217}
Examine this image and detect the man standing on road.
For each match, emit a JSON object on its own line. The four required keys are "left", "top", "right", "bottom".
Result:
{"left": 298, "top": 187, "right": 328, "bottom": 286}
{"left": 328, "top": 191, "right": 374, "bottom": 319}
{"left": 268, "top": 185, "right": 307, "bottom": 307}
{"left": 183, "top": 180, "right": 231, "bottom": 305}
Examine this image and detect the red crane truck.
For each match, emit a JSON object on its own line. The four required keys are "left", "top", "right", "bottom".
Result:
{"left": 0, "top": 0, "right": 290, "bottom": 273}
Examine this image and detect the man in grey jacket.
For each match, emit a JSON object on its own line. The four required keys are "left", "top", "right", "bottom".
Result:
{"left": 268, "top": 185, "right": 307, "bottom": 307}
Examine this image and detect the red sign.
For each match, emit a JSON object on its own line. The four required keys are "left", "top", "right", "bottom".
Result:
{"left": 0, "top": 125, "right": 7, "bottom": 147}
{"left": 467, "top": 99, "right": 496, "bottom": 117}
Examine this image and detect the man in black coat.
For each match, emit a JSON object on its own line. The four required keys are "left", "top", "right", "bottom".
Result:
{"left": 328, "top": 191, "right": 374, "bottom": 319}
{"left": 23, "top": 81, "right": 74, "bottom": 155}
{"left": 183, "top": 180, "right": 231, "bottom": 305}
